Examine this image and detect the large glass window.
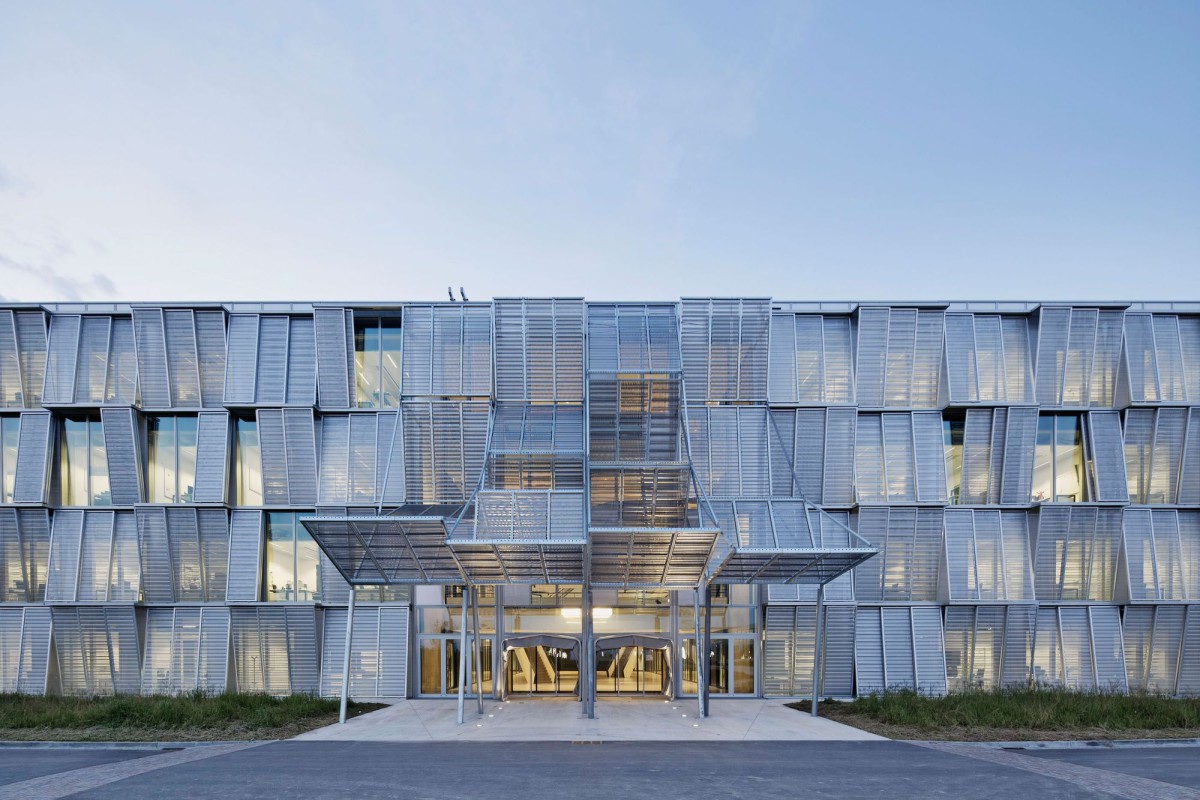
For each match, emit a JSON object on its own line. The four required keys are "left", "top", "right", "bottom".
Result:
{"left": 943, "top": 417, "right": 964, "bottom": 503}
{"left": 355, "top": 317, "right": 402, "bottom": 408}
{"left": 264, "top": 512, "right": 320, "bottom": 602}
{"left": 146, "top": 416, "right": 198, "bottom": 503}
{"left": 1032, "top": 414, "right": 1089, "bottom": 503}
{"left": 59, "top": 417, "right": 110, "bottom": 506}
{"left": 234, "top": 418, "right": 262, "bottom": 505}
{"left": 1, "top": 416, "right": 18, "bottom": 503}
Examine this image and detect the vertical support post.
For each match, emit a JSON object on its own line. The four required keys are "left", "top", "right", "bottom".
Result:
{"left": 339, "top": 587, "right": 356, "bottom": 724}
{"left": 456, "top": 585, "right": 470, "bottom": 725}
{"left": 693, "top": 588, "right": 704, "bottom": 718}
{"left": 583, "top": 579, "right": 594, "bottom": 718}
{"left": 703, "top": 583, "right": 713, "bottom": 718}
{"left": 471, "top": 586, "right": 484, "bottom": 713}
{"left": 811, "top": 583, "right": 825, "bottom": 718}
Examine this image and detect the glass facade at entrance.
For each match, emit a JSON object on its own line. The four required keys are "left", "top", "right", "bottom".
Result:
{"left": 1, "top": 299, "right": 1199, "bottom": 702}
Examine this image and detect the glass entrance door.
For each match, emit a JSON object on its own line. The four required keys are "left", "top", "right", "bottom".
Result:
{"left": 418, "top": 636, "right": 493, "bottom": 696}
{"left": 506, "top": 645, "right": 578, "bottom": 695}
{"left": 595, "top": 646, "right": 669, "bottom": 694}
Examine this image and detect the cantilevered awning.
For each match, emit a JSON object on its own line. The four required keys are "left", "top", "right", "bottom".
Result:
{"left": 703, "top": 498, "right": 878, "bottom": 585}
{"left": 446, "top": 490, "right": 587, "bottom": 585}
{"left": 588, "top": 527, "right": 720, "bottom": 588}
{"left": 300, "top": 515, "right": 465, "bottom": 584}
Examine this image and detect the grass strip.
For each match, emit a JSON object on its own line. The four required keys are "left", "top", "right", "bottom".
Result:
{"left": 789, "top": 689, "right": 1200, "bottom": 741}
{"left": 0, "top": 692, "right": 385, "bottom": 742}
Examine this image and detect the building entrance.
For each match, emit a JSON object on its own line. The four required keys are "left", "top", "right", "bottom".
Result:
{"left": 594, "top": 635, "right": 672, "bottom": 696}
{"left": 502, "top": 635, "right": 580, "bottom": 697}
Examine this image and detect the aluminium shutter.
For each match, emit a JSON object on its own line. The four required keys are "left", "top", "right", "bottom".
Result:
{"left": 223, "top": 314, "right": 258, "bottom": 404}
{"left": 136, "top": 507, "right": 174, "bottom": 602}
{"left": 225, "top": 510, "right": 263, "bottom": 602}
{"left": 315, "top": 308, "right": 354, "bottom": 409}
{"left": 1088, "top": 411, "right": 1129, "bottom": 502}
{"left": 163, "top": 310, "right": 201, "bottom": 407}
{"left": 254, "top": 316, "right": 289, "bottom": 404}
{"left": 12, "top": 411, "right": 51, "bottom": 503}
{"left": 192, "top": 411, "right": 230, "bottom": 503}
{"left": 133, "top": 308, "right": 171, "bottom": 408}
{"left": 194, "top": 310, "right": 227, "bottom": 407}
{"left": 100, "top": 407, "right": 142, "bottom": 504}
{"left": 41, "top": 315, "right": 80, "bottom": 404}
{"left": 286, "top": 316, "right": 317, "bottom": 405}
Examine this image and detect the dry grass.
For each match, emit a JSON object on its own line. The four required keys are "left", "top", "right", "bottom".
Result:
{"left": 788, "top": 689, "right": 1200, "bottom": 742}
{"left": 0, "top": 693, "right": 385, "bottom": 742}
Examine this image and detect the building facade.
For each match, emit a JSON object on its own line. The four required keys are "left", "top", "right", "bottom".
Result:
{"left": 0, "top": 298, "right": 1198, "bottom": 701}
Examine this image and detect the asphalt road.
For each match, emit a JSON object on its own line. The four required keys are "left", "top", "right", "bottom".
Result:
{"left": 2, "top": 741, "right": 1198, "bottom": 800}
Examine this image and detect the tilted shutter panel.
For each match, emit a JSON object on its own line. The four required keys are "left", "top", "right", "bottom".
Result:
{"left": 45, "top": 509, "right": 84, "bottom": 602}
{"left": 348, "top": 607, "right": 382, "bottom": 696}
{"left": 912, "top": 606, "right": 948, "bottom": 695}
{"left": 820, "top": 605, "right": 857, "bottom": 697}
{"left": 913, "top": 411, "right": 947, "bottom": 502}
{"left": 193, "top": 411, "right": 230, "bottom": 504}
{"left": 194, "top": 310, "right": 227, "bottom": 408}
{"left": 12, "top": 411, "right": 51, "bottom": 503}
{"left": 401, "top": 305, "right": 433, "bottom": 396}
{"left": 1176, "top": 409, "right": 1200, "bottom": 505}
{"left": 1178, "top": 606, "right": 1200, "bottom": 696}
{"left": 1089, "top": 605, "right": 1127, "bottom": 692}
{"left": 198, "top": 607, "right": 231, "bottom": 694}
{"left": 17, "top": 607, "right": 51, "bottom": 693}
{"left": 0, "top": 311, "right": 22, "bottom": 407}
{"left": 960, "top": 409, "right": 993, "bottom": 503}
{"left": 136, "top": 506, "right": 174, "bottom": 602}
{"left": 100, "top": 407, "right": 141, "bottom": 504}
{"left": 763, "top": 606, "right": 795, "bottom": 695}
{"left": 285, "top": 605, "right": 320, "bottom": 694}
{"left": 319, "top": 553, "right": 350, "bottom": 604}
{"left": 1088, "top": 411, "right": 1128, "bottom": 502}
{"left": 974, "top": 316, "right": 1007, "bottom": 402}
{"left": 41, "top": 315, "right": 80, "bottom": 404}
{"left": 198, "top": 509, "right": 230, "bottom": 602}
{"left": 225, "top": 510, "right": 263, "bottom": 601}
{"left": 283, "top": 408, "right": 318, "bottom": 504}
{"left": 315, "top": 308, "right": 354, "bottom": 409}
{"left": 76, "top": 511, "right": 114, "bottom": 602}
{"left": 881, "top": 607, "right": 916, "bottom": 691}
{"left": 255, "top": 316, "right": 289, "bottom": 404}
{"left": 141, "top": 608, "right": 177, "bottom": 694}
{"left": 286, "top": 316, "right": 317, "bottom": 405}
{"left": 822, "top": 408, "right": 856, "bottom": 506}
{"left": 14, "top": 311, "right": 47, "bottom": 408}
{"left": 108, "top": 511, "right": 139, "bottom": 602}
{"left": 854, "top": 607, "right": 885, "bottom": 695}
{"left": 790, "top": 410, "right": 823, "bottom": 501}
{"left": 854, "top": 308, "right": 889, "bottom": 408}
{"left": 999, "top": 407, "right": 1038, "bottom": 504}
{"left": 74, "top": 317, "right": 111, "bottom": 404}
{"left": 256, "top": 409, "right": 289, "bottom": 505}
{"left": 944, "top": 313, "right": 976, "bottom": 403}
{"left": 133, "top": 308, "right": 171, "bottom": 408}
{"left": 377, "top": 605, "right": 410, "bottom": 697}
{"left": 767, "top": 314, "right": 798, "bottom": 404}
{"left": 223, "top": 314, "right": 258, "bottom": 404}
{"left": 164, "top": 310, "right": 201, "bottom": 407}
{"left": 318, "top": 415, "right": 350, "bottom": 505}
{"left": 881, "top": 413, "right": 915, "bottom": 502}
{"left": 379, "top": 410, "right": 406, "bottom": 504}
{"left": 1001, "top": 605, "right": 1036, "bottom": 688}
{"left": 105, "top": 317, "right": 137, "bottom": 404}
{"left": 1180, "top": 316, "right": 1200, "bottom": 402}
{"left": 1035, "top": 307, "right": 1071, "bottom": 405}
{"left": 166, "top": 507, "right": 204, "bottom": 601}
{"left": 348, "top": 413, "right": 378, "bottom": 504}
{"left": 319, "top": 607, "right": 348, "bottom": 697}
{"left": 854, "top": 415, "right": 885, "bottom": 504}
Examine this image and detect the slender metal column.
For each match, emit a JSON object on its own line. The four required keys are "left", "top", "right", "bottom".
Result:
{"left": 703, "top": 584, "right": 713, "bottom": 718}
{"left": 583, "top": 579, "right": 594, "bottom": 719}
{"left": 339, "top": 587, "right": 356, "bottom": 724}
{"left": 456, "top": 586, "right": 470, "bottom": 725}
{"left": 811, "top": 583, "right": 825, "bottom": 718}
{"left": 470, "top": 586, "right": 484, "bottom": 713}
{"left": 693, "top": 589, "right": 704, "bottom": 718}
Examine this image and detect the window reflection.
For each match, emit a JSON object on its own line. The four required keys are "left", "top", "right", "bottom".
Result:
{"left": 943, "top": 418, "right": 964, "bottom": 503}
{"left": 264, "top": 512, "right": 320, "bottom": 602}
{"left": 60, "top": 417, "right": 110, "bottom": 506}
{"left": 355, "top": 317, "right": 402, "bottom": 408}
{"left": 1032, "top": 414, "right": 1090, "bottom": 503}
{"left": 1, "top": 416, "right": 18, "bottom": 503}
{"left": 147, "top": 416, "right": 198, "bottom": 503}
{"left": 234, "top": 418, "right": 262, "bottom": 505}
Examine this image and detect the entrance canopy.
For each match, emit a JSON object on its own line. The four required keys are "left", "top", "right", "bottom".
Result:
{"left": 301, "top": 514, "right": 464, "bottom": 584}
{"left": 502, "top": 634, "right": 580, "bottom": 652}
{"left": 594, "top": 634, "right": 672, "bottom": 650}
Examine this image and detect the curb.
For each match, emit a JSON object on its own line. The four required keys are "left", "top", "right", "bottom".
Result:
{"left": 910, "top": 738, "right": 1200, "bottom": 750}
{"left": 0, "top": 740, "right": 272, "bottom": 750}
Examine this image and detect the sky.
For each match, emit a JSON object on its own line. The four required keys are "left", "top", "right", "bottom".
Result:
{"left": 0, "top": 0, "right": 1197, "bottom": 304}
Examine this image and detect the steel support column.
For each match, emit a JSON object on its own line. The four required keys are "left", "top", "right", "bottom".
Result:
{"left": 583, "top": 579, "right": 594, "bottom": 719}
{"left": 693, "top": 589, "right": 704, "bottom": 718}
{"left": 456, "top": 586, "right": 470, "bottom": 725}
{"left": 471, "top": 586, "right": 484, "bottom": 713}
{"left": 811, "top": 583, "right": 825, "bottom": 718}
{"left": 703, "top": 583, "right": 713, "bottom": 718}
{"left": 339, "top": 587, "right": 356, "bottom": 724}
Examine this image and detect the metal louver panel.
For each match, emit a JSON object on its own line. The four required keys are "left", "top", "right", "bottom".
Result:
{"left": 1, "top": 311, "right": 48, "bottom": 408}
{"left": 198, "top": 509, "right": 230, "bottom": 602}
{"left": 763, "top": 604, "right": 856, "bottom": 697}
{"left": 194, "top": 310, "right": 226, "bottom": 407}
{"left": 45, "top": 510, "right": 84, "bottom": 602}
{"left": 913, "top": 411, "right": 947, "bottom": 503}
{"left": 226, "top": 510, "right": 263, "bottom": 602}
{"left": 0, "top": 312, "right": 22, "bottom": 408}
{"left": 854, "top": 507, "right": 944, "bottom": 602}
{"left": 141, "top": 607, "right": 231, "bottom": 695}
{"left": 1033, "top": 506, "right": 1123, "bottom": 602}
{"left": 586, "top": 304, "right": 682, "bottom": 374}
{"left": 254, "top": 316, "right": 289, "bottom": 404}
{"left": 402, "top": 401, "right": 488, "bottom": 503}
{"left": 74, "top": 317, "right": 110, "bottom": 404}
{"left": 945, "top": 314, "right": 1033, "bottom": 404}
{"left": 75, "top": 511, "right": 114, "bottom": 601}
{"left": 256, "top": 408, "right": 288, "bottom": 505}
{"left": 282, "top": 408, "right": 318, "bottom": 504}
{"left": 1087, "top": 411, "right": 1128, "bottom": 502}
{"left": 0, "top": 606, "right": 52, "bottom": 694}
{"left": 230, "top": 606, "right": 319, "bottom": 696}
{"left": 1122, "top": 509, "right": 1198, "bottom": 602}
{"left": 223, "top": 314, "right": 258, "bottom": 404}
{"left": 100, "top": 407, "right": 141, "bottom": 504}
{"left": 944, "top": 605, "right": 1035, "bottom": 691}
{"left": 286, "top": 316, "right": 317, "bottom": 405}
{"left": 1036, "top": 308, "right": 1123, "bottom": 407}
{"left": 767, "top": 314, "right": 856, "bottom": 405}
{"left": 1179, "top": 316, "right": 1200, "bottom": 402}
{"left": 855, "top": 606, "right": 946, "bottom": 695}
{"left": 401, "top": 305, "right": 493, "bottom": 397}
{"left": 680, "top": 298, "right": 770, "bottom": 402}
{"left": 1123, "top": 605, "right": 1185, "bottom": 695}
{"left": 494, "top": 298, "right": 585, "bottom": 402}
{"left": 999, "top": 407, "right": 1038, "bottom": 504}
{"left": 315, "top": 308, "right": 354, "bottom": 409}
{"left": 133, "top": 308, "right": 171, "bottom": 408}
{"left": 193, "top": 411, "right": 230, "bottom": 503}
{"left": 943, "top": 509, "right": 1034, "bottom": 602}
{"left": 51, "top": 605, "right": 140, "bottom": 696}
{"left": 12, "top": 411, "right": 51, "bottom": 503}
{"left": 854, "top": 308, "right": 943, "bottom": 409}
{"left": 42, "top": 315, "right": 80, "bottom": 404}
{"left": 164, "top": 310, "right": 201, "bottom": 407}
{"left": 1182, "top": 408, "right": 1200, "bottom": 505}
{"left": 0, "top": 508, "right": 51, "bottom": 602}
{"left": 320, "top": 605, "right": 411, "bottom": 698}
{"left": 136, "top": 507, "right": 174, "bottom": 602}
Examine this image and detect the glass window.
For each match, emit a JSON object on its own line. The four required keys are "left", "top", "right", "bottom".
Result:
{"left": 60, "top": 417, "right": 110, "bottom": 506}
{"left": 943, "top": 418, "right": 964, "bottom": 503}
{"left": 147, "top": 416, "right": 198, "bottom": 503}
{"left": 234, "top": 418, "right": 262, "bottom": 505}
{"left": 1, "top": 416, "right": 19, "bottom": 503}
{"left": 355, "top": 317, "right": 402, "bottom": 408}
{"left": 1032, "top": 414, "right": 1090, "bottom": 503}
{"left": 264, "top": 512, "right": 320, "bottom": 602}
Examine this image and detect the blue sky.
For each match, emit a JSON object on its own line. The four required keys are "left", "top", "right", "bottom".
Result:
{"left": 1, "top": 1, "right": 1197, "bottom": 302}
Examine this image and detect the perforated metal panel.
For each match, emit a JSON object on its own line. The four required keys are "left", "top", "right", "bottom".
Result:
{"left": 12, "top": 411, "right": 51, "bottom": 504}
{"left": 1033, "top": 506, "right": 1123, "bottom": 602}
{"left": 943, "top": 509, "right": 1034, "bottom": 602}
{"left": 854, "top": 507, "right": 944, "bottom": 602}
{"left": 141, "top": 607, "right": 231, "bottom": 695}
{"left": 320, "top": 605, "right": 411, "bottom": 698}
{"left": 0, "top": 606, "right": 51, "bottom": 693}
{"left": 493, "top": 298, "right": 584, "bottom": 402}
{"left": 680, "top": 298, "right": 770, "bottom": 402}
{"left": 943, "top": 605, "right": 1035, "bottom": 691}
{"left": 315, "top": 307, "right": 355, "bottom": 409}
{"left": 100, "top": 408, "right": 141, "bottom": 504}
{"left": 226, "top": 510, "right": 263, "bottom": 602}
{"left": 0, "top": 310, "right": 48, "bottom": 409}
{"left": 0, "top": 508, "right": 50, "bottom": 602}
{"left": 51, "top": 605, "right": 140, "bottom": 696}
{"left": 763, "top": 604, "right": 856, "bottom": 697}
{"left": 401, "top": 305, "right": 492, "bottom": 397}
{"left": 768, "top": 314, "right": 855, "bottom": 405}
{"left": 230, "top": 605, "right": 319, "bottom": 696}
{"left": 855, "top": 413, "right": 945, "bottom": 504}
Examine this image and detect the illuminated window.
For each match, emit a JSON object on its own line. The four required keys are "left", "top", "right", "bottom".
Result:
{"left": 59, "top": 417, "right": 110, "bottom": 506}
{"left": 146, "top": 416, "right": 197, "bottom": 503}
{"left": 264, "top": 513, "right": 321, "bottom": 602}
{"left": 0, "top": 416, "right": 18, "bottom": 503}
{"left": 355, "top": 317, "right": 402, "bottom": 408}
{"left": 1031, "top": 415, "right": 1089, "bottom": 503}
{"left": 943, "top": 417, "right": 964, "bottom": 503}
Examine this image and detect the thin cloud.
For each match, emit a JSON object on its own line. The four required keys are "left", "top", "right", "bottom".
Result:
{"left": 0, "top": 252, "right": 118, "bottom": 302}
